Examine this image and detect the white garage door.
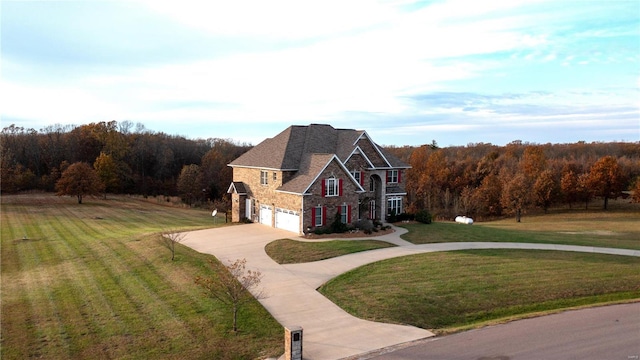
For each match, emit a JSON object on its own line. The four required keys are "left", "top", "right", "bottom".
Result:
{"left": 259, "top": 205, "right": 272, "bottom": 226}
{"left": 275, "top": 208, "right": 300, "bottom": 234}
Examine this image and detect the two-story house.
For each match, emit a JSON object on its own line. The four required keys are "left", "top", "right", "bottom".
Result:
{"left": 227, "top": 124, "right": 410, "bottom": 234}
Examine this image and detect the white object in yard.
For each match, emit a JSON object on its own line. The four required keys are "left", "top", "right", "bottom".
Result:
{"left": 212, "top": 209, "right": 218, "bottom": 217}
{"left": 455, "top": 216, "right": 473, "bottom": 225}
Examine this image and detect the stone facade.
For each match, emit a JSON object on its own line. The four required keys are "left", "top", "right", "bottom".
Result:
{"left": 302, "top": 159, "right": 361, "bottom": 231}
{"left": 227, "top": 124, "right": 410, "bottom": 234}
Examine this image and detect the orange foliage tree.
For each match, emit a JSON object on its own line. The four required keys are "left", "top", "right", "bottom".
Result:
{"left": 55, "top": 162, "right": 105, "bottom": 204}
{"left": 586, "top": 156, "right": 625, "bottom": 210}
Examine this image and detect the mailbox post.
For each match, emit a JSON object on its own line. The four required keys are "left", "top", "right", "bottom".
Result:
{"left": 285, "top": 326, "right": 303, "bottom": 360}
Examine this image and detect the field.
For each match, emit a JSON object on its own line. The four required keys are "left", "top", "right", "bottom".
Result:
{"left": 1, "top": 194, "right": 282, "bottom": 360}
{"left": 400, "top": 206, "right": 640, "bottom": 250}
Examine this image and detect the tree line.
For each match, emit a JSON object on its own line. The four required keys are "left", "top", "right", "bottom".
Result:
{"left": 387, "top": 140, "right": 640, "bottom": 221}
{"left": 1, "top": 121, "right": 251, "bottom": 208}
{"left": 3, "top": 122, "right": 639, "bottom": 220}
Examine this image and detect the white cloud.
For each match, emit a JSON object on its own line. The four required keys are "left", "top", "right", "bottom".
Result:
{"left": 2, "top": 0, "right": 637, "bottom": 145}
{"left": 138, "top": 0, "right": 395, "bottom": 39}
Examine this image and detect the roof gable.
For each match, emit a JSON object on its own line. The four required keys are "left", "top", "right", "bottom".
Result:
{"left": 229, "top": 124, "right": 410, "bottom": 192}
{"left": 277, "top": 154, "right": 365, "bottom": 195}
{"left": 227, "top": 181, "right": 247, "bottom": 195}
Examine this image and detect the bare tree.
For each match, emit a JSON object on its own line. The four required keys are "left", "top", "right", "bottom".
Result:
{"left": 195, "top": 258, "right": 265, "bottom": 333}
{"left": 161, "top": 231, "right": 187, "bottom": 261}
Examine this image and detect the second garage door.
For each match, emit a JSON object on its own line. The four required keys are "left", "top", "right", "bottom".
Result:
{"left": 275, "top": 208, "right": 300, "bottom": 234}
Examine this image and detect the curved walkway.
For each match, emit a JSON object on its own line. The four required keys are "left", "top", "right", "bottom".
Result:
{"left": 181, "top": 224, "right": 640, "bottom": 360}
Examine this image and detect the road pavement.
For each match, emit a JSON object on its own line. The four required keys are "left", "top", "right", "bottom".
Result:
{"left": 366, "top": 302, "right": 640, "bottom": 360}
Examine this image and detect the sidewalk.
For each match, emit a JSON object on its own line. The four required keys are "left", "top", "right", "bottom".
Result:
{"left": 181, "top": 224, "right": 640, "bottom": 360}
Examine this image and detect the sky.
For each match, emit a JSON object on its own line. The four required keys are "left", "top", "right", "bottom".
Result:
{"left": 1, "top": 0, "right": 639, "bottom": 147}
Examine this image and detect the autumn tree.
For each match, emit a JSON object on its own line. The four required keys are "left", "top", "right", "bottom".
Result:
{"left": 560, "top": 169, "right": 579, "bottom": 209}
{"left": 501, "top": 173, "right": 532, "bottom": 222}
{"left": 533, "top": 169, "right": 558, "bottom": 213}
{"left": 94, "top": 152, "right": 119, "bottom": 196}
{"left": 200, "top": 139, "right": 251, "bottom": 201}
{"left": 55, "top": 162, "right": 105, "bottom": 204}
{"left": 473, "top": 173, "right": 503, "bottom": 217}
{"left": 578, "top": 173, "right": 593, "bottom": 209}
{"left": 631, "top": 177, "right": 640, "bottom": 203}
{"left": 520, "top": 146, "right": 547, "bottom": 179}
{"left": 177, "top": 164, "right": 203, "bottom": 206}
{"left": 195, "top": 258, "right": 265, "bottom": 333}
{"left": 586, "top": 156, "right": 625, "bottom": 210}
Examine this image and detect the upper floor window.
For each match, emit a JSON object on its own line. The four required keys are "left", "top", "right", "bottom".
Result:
{"left": 325, "top": 177, "right": 339, "bottom": 197}
{"left": 351, "top": 170, "right": 362, "bottom": 185}
{"left": 273, "top": 172, "right": 277, "bottom": 182}
{"left": 386, "top": 170, "right": 399, "bottom": 183}
{"left": 260, "top": 170, "right": 269, "bottom": 185}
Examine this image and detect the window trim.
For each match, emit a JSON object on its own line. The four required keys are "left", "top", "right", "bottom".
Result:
{"left": 351, "top": 170, "right": 362, "bottom": 185}
{"left": 386, "top": 170, "right": 399, "bottom": 184}
{"left": 325, "top": 177, "right": 339, "bottom": 197}
{"left": 387, "top": 196, "right": 403, "bottom": 216}
{"left": 260, "top": 170, "right": 269, "bottom": 186}
{"left": 313, "top": 206, "right": 324, "bottom": 227}
{"left": 340, "top": 204, "right": 348, "bottom": 224}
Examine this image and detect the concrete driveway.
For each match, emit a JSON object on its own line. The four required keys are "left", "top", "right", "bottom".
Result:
{"left": 182, "top": 224, "right": 434, "bottom": 360}
{"left": 181, "top": 223, "right": 640, "bottom": 360}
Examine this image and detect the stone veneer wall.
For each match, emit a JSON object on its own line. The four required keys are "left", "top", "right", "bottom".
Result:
{"left": 232, "top": 167, "right": 302, "bottom": 229}
{"left": 303, "top": 160, "right": 360, "bottom": 230}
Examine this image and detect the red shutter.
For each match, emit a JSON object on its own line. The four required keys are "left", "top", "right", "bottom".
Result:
{"left": 360, "top": 172, "right": 364, "bottom": 186}
{"left": 348, "top": 205, "right": 352, "bottom": 223}
{"left": 398, "top": 170, "right": 402, "bottom": 183}
{"left": 322, "top": 206, "right": 327, "bottom": 226}
{"left": 339, "top": 179, "right": 343, "bottom": 196}
{"left": 321, "top": 178, "right": 326, "bottom": 197}
{"left": 386, "top": 170, "right": 390, "bottom": 183}
{"left": 311, "top": 207, "right": 316, "bottom": 226}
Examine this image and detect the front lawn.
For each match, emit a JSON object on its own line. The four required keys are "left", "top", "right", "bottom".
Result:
{"left": 319, "top": 249, "right": 640, "bottom": 333}
{"left": 265, "top": 239, "right": 395, "bottom": 264}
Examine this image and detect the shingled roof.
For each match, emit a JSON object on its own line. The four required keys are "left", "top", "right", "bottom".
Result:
{"left": 228, "top": 124, "right": 408, "bottom": 170}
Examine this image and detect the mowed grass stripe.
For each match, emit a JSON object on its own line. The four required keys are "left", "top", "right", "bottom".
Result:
{"left": 44, "top": 213, "right": 145, "bottom": 357}
{"left": 45, "top": 207, "right": 200, "bottom": 354}
{"left": 15, "top": 215, "right": 74, "bottom": 358}
{"left": 2, "top": 194, "right": 284, "bottom": 359}
{"left": 6, "top": 202, "right": 125, "bottom": 358}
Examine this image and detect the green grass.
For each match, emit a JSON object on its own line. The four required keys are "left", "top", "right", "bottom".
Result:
{"left": 265, "top": 239, "right": 396, "bottom": 264}
{"left": 1, "top": 194, "right": 282, "bottom": 360}
{"left": 400, "top": 209, "right": 640, "bottom": 250}
{"left": 319, "top": 249, "right": 640, "bottom": 333}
